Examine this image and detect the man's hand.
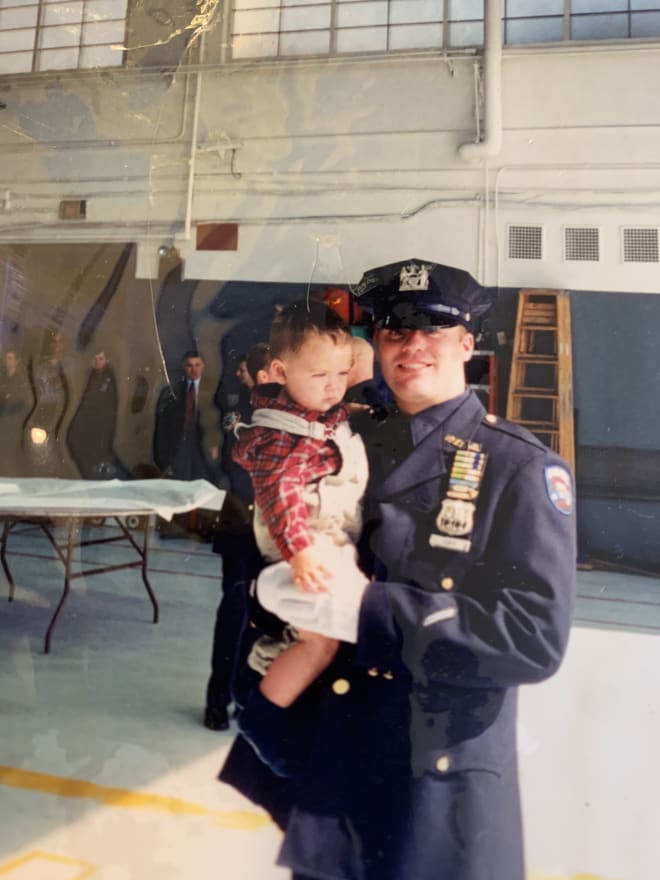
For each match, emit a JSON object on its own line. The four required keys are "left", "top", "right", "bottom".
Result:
{"left": 288, "top": 546, "right": 331, "bottom": 593}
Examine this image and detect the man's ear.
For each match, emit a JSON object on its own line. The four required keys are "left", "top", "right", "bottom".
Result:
{"left": 268, "top": 358, "right": 287, "bottom": 384}
{"left": 461, "top": 330, "right": 475, "bottom": 361}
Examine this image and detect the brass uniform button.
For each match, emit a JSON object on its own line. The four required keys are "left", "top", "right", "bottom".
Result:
{"left": 440, "top": 577, "right": 454, "bottom": 591}
{"left": 435, "top": 755, "right": 451, "bottom": 773}
{"left": 332, "top": 678, "right": 351, "bottom": 695}
{"left": 485, "top": 414, "right": 498, "bottom": 424}
{"left": 382, "top": 671, "right": 394, "bottom": 680}
{"left": 367, "top": 667, "right": 379, "bottom": 677}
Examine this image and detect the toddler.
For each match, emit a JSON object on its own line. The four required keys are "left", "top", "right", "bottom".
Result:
{"left": 233, "top": 299, "right": 369, "bottom": 773}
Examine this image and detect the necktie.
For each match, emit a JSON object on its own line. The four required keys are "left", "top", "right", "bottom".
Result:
{"left": 185, "top": 382, "right": 195, "bottom": 428}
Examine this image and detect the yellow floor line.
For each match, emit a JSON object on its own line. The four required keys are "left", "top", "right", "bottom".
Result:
{"left": 0, "top": 765, "right": 270, "bottom": 831}
{"left": 0, "top": 769, "right": 618, "bottom": 879}
{"left": 529, "top": 873, "right": 619, "bottom": 880}
{"left": 0, "top": 849, "right": 96, "bottom": 878}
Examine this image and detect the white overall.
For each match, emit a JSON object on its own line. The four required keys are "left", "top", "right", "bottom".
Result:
{"left": 245, "top": 408, "right": 369, "bottom": 643}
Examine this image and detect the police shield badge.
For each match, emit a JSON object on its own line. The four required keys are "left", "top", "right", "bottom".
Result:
{"left": 436, "top": 498, "right": 475, "bottom": 537}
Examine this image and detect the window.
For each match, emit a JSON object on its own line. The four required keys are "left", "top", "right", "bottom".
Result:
{"left": 231, "top": 0, "right": 451, "bottom": 59}
{"left": 0, "top": 0, "right": 128, "bottom": 74}
{"left": 228, "top": 0, "right": 660, "bottom": 61}
{"left": 505, "top": 0, "right": 564, "bottom": 45}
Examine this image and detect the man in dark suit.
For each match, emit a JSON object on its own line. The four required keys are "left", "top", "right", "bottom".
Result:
{"left": 154, "top": 350, "right": 221, "bottom": 535}
{"left": 220, "top": 260, "right": 576, "bottom": 880}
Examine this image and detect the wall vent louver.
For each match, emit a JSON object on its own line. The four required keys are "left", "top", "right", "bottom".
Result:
{"left": 623, "top": 228, "right": 659, "bottom": 263}
{"left": 508, "top": 225, "right": 543, "bottom": 260}
{"left": 564, "top": 227, "right": 600, "bottom": 262}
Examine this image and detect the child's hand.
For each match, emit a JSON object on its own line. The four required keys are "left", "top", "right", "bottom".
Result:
{"left": 289, "top": 547, "right": 331, "bottom": 593}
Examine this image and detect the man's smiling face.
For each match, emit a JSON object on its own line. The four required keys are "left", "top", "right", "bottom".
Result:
{"left": 374, "top": 324, "right": 474, "bottom": 415}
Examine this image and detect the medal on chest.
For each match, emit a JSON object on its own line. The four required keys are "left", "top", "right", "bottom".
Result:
{"left": 429, "top": 438, "right": 487, "bottom": 553}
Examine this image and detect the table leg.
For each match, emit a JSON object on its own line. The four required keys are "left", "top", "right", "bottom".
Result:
{"left": 1, "top": 519, "right": 15, "bottom": 602}
{"left": 44, "top": 518, "right": 76, "bottom": 654}
{"left": 112, "top": 515, "right": 158, "bottom": 624}
{"left": 141, "top": 515, "right": 158, "bottom": 624}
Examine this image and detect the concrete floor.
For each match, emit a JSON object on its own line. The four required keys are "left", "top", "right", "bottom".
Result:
{"left": 1, "top": 521, "right": 659, "bottom": 880}
{"left": 0, "top": 522, "right": 287, "bottom": 880}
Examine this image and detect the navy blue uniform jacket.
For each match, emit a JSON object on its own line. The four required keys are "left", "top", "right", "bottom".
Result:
{"left": 220, "top": 389, "right": 577, "bottom": 880}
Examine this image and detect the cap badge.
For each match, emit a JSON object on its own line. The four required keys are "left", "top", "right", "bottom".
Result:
{"left": 399, "top": 262, "right": 431, "bottom": 292}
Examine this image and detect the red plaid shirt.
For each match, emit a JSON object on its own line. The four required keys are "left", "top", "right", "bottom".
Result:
{"left": 233, "top": 387, "right": 348, "bottom": 561}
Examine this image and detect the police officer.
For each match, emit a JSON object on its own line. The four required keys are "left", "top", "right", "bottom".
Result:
{"left": 220, "top": 259, "right": 576, "bottom": 880}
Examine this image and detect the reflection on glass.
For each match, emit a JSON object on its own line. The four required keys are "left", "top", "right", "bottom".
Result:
{"left": 30, "top": 426, "right": 48, "bottom": 445}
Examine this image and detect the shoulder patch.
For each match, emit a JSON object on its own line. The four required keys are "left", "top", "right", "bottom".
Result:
{"left": 544, "top": 465, "right": 574, "bottom": 515}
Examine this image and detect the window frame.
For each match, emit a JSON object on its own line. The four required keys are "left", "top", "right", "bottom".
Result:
{"left": 227, "top": 0, "right": 660, "bottom": 62}
{"left": 0, "top": 0, "right": 128, "bottom": 76}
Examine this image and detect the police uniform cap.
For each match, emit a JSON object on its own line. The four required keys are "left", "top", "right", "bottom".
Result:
{"left": 353, "top": 259, "right": 492, "bottom": 331}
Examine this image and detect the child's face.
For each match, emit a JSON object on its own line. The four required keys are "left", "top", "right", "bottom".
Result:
{"left": 273, "top": 334, "right": 352, "bottom": 412}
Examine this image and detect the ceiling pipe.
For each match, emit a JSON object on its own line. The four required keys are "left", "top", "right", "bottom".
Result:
{"left": 458, "top": 0, "right": 503, "bottom": 161}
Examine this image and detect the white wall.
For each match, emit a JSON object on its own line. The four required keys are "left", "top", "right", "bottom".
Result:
{"left": 1, "top": 29, "right": 660, "bottom": 291}
{"left": 520, "top": 621, "right": 660, "bottom": 880}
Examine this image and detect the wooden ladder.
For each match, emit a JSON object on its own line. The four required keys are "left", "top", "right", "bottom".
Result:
{"left": 506, "top": 290, "right": 575, "bottom": 473}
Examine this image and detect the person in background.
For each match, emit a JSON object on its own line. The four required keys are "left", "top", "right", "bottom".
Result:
{"left": 344, "top": 335, "right": 389, "bottom": 423}
{"left": 0, "top": 349, "right": 33, "bottom": 476}
{"left": 24, "top": 330, "right": 71, "bottom": 477}
{"left": 218, "top": 345, "right": 271, "bottom": 506}
{"left": 216, "top": 352, "right": 254, "bottom": 438}
{"left": 235, "top": 355, "right": 254, "bottom": 394}
{"left": 346, "top": 336, "right": 374, "bottom": 391}
{"left": 67, "top": 349, "right": 124, "bottom": 479}
{"left": 204, "top": 342, "right": 273, "bottom": 731}
{"left": 220, "top": 259, "right": 577, "bottom": 880}
{"left": 153, "top": 350, "right": 221, "bottom": 537}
